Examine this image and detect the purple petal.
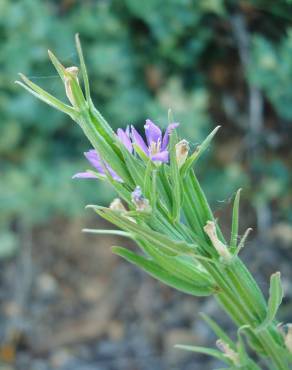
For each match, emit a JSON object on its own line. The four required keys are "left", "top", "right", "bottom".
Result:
{"left": 162, "top": 122, "right": 179, "bottom": 150}
{"left": 117, "top": 128, "right": 133, "bottom": 153}
{"left": 84, "top": 150, "right": 105, "bottom": 174}
{"left": 131, "top": 125, "right": 148, "bottom": 155}
{"left": 144, "top": 119, "right": 162, "bottom": 146}
{"left": 105, "top": 164, "right": 123, "bottom": 182}
{"left": 72, "top": 171, "right": 99, "bottom": 179}
{"left": 83, "top": 149, "right": 123, "bottom": 182}
{"left": 151, "top": 150, "right": 169, "bottom": 163}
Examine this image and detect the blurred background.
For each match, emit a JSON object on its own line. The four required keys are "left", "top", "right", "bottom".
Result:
{"left": 1, "top": 0, "right": 292, "bottom": 369}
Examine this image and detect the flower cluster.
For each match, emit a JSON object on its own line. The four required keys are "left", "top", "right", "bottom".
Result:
{"left": 73, "top": 119, "right": 179, "bottom": 182}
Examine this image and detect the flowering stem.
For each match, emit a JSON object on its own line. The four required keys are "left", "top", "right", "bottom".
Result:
{"left": 17, "top": 37, "right": 291, "bottom": 369}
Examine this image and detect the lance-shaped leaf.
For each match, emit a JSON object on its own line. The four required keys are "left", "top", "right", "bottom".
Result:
{"left": 175, "top": 345, "right": 228, "bottom": 363}
{"left": 236, "top": 331, "right": 261, "bottom": 370}
{"left": 180, "top": 125, "right": 221, "bottom": 177}
{"left": 16, "top": 74, "right": 77, "bottom": 118}
{"left": 200, "top": 313, "right": 236, "bottom": 350}
{"left": 266, "top": 272, "right": 283, "bottom": 326}
{"left": 137, "top": 239, "right": 214, "bottom": 288}
{"left": 90, "top": 206, "right": 196, "bottom": 255}
{"left": 119, "top": 144, "right": 145, "bottom": 187}
{"left": 47, "top": 49, "right": 66, "bottom": 82}
{"left": 79, "top": 114, "right": 132, "bottom": 184}
{"left": 75, "top": 33, "right": 91, "bottom": 102}
{"left": 230, "top": 188, "right": 241, "bottom": 252}
{"left": 233, "top": 227, "right": 253, "bottom": 257}
{"left": 169, "top": 130, "right": 181, "bottom": 222}
{"left": 113, "top": 246, "right": 214, "bottom": 296}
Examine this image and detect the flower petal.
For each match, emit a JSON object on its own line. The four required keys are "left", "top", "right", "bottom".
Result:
{"left": 151, "top": 150, "right": 169, "bottom": 163}
{"left": 131, "top": 125, "right": 148, "bottom": 155}
{"left": 144, "top": 119, "right": 162, "bottom": 146}
{"left": 72, "top": 171, "right": 99, "bottom": 179}
{"left": 106, "top": 164, "right": 123, "bottom": 182}
{"left": 84, "top": 150, "right": 105, "bottom": 173}
{"left": 162, "top": 122, "right": 179, "bottom": 150}
{"left": 117, "top": 128, "right": 133, "bottom": 153}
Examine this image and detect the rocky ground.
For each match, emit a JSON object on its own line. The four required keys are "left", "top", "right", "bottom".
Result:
{"left": 0, "top": 216, "right": 291, "bottom": 370}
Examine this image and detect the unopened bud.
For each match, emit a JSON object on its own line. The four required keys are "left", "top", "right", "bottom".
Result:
{"left": 64, "top": 66, "right": 79, "bottom": 106}
{"left": 131, "top": 186, "right": 151, "bottom": 212}
{"left": 284, "top": 324, "right": 292, "bottom": 353}
{"left": 204, "top": 221, "right": 231, "bottom": 260}
{"left": 109, "top": 198, "right": 127, "bottom": 212}
{"left": 175, "top": 139, "right": 189, "bottom": 168}
{"left": 216, "top": 340, "right": 240, "bottom": 366}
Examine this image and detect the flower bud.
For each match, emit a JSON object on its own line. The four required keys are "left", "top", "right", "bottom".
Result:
{"left": 64, "top": 66, "right": 79, "bottom": 106}
{"left": 131, "top": 186, "right": 151, "bottom": 212}
{"left": 204, "top": 221, "right": 231, "bottom": 261}
{"left": 175, "top": 139, "right": 189, "bottom": 168}
{"left": 216, "top": 340, "right": 240, "bottom": 366}
{"left": 109, "top": 198, "right": 127, "bottom": 212}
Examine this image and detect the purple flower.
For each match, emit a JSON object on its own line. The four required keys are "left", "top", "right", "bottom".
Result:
{"left": 131, "top": 119, "right": 179, "bottom": 163}
{"left": 73, "top": 149, "right": 123, "bottom": 182}
{"left": 73, "top": 120, "right": 178, "bottom": 182}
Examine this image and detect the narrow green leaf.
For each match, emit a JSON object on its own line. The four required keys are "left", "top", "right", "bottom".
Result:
{"left": 133, "top": 143, "right": 150, "bottom": 163}
{"left": 230, "top": 188, "right": 241, "bottom": 252}
{"left": 234, "top": 228, "right": 253, "bottom": 256}
{"left": 267, "top": 272, "right": 283, "bottom": 323}
{"left": 256, "top": 272, "right": 283, "bottom": 331}
{"left": 93, "top": 206, "right": 195, "bottom": 255}
{"left": 82, "top": 229, "right": 131, "bottom": 237}
{"left": 181, "top": 125, "right": 221, "bottom": 177}
{"left": 200, "top": 313, "right": 235, "bottom": 350}
{"left": 48, "top": 50, "right": 66, "bottom": 82}
{"left": 79, "top": 114, "right": 132, "bottom": 183}
{"left": 151, "top": 169, "right": 158, "bottom": 210}
{"left": 175, "top": 345, "right": 228, "bottom": 363}
{"left": 138, "top": 239, "right": 214, "bottom": 287}
{"left": 236, "top": 332, "right": 261, "bottom": 370}
{"left": 169, "top": 130, "right": 181, "bottom": 221}
{"left": 120, "top": 144, "right": 145, "bottom": 186}
{"left": 75, "top": 33, "right": 91, "bottom": 102}
{"left": 16, "top": 77, "right": 76, "bottom": 117}
{"left": 113, "top": 247, "right": 213, "bottom": 296}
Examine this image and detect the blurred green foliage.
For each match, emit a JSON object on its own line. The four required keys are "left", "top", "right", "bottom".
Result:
{"left": 1, "top": 0, "right": 292, "bottom": 256}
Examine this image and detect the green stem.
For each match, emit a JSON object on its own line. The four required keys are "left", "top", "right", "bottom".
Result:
{"left": 214, "top": 259, "right": 289, "bottom": 370}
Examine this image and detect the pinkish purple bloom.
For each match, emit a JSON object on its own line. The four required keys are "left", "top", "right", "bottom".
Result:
{"left": 73, "top": 149, "right": 123, "bottom": 182}
{"left": 73, "top": 120, "right": 178, "bottom": 182}
{"left": 131, "top": 119, "right": 179, "bottom": 163}
{"left": 116, "top": 120, "right": 179, "bottom": 163}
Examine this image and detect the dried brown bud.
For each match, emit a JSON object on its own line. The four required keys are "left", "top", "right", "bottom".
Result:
{"left": 175, "top": 139, "right": 189, "bottom": 168}
{"left": 64, "top": 66, "right": 79, "bottom": 106}
{"left": 216, "top": 340, "right": 240, "bottom": 366}
{"left": 109, "top": 198, "right": 127, "bottom": 212}
{"left": 204, "top": 221, "right": 231, "bottom": 260}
